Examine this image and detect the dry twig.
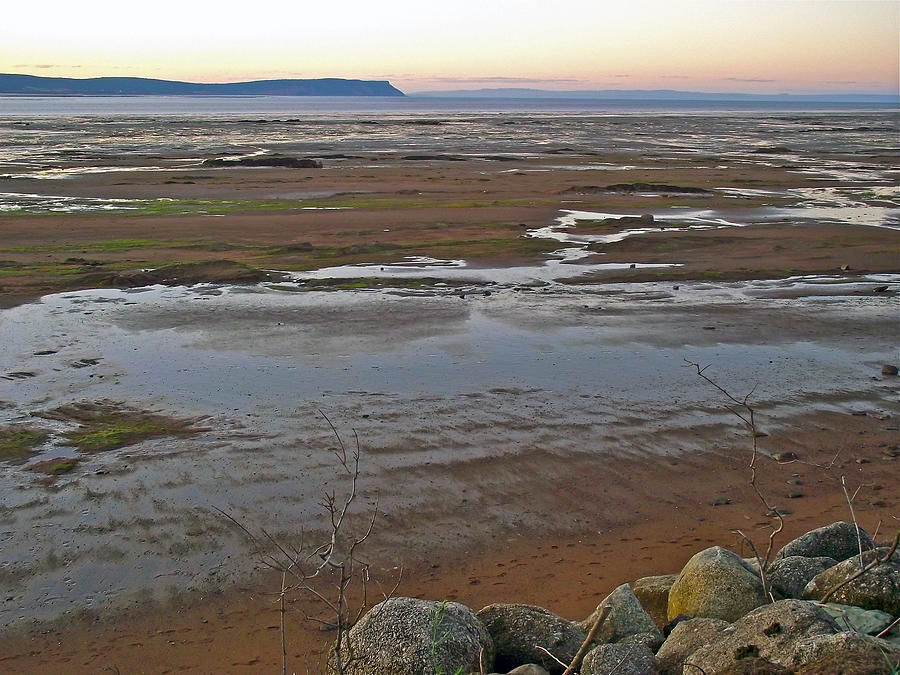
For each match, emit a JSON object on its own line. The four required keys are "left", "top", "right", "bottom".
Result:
{"left": 562, "top": 605, "right": 611, "bottom": 675}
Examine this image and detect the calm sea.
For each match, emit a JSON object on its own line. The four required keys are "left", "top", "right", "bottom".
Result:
{"left": 0, "top": 95, "right": 896, "bottom": 116}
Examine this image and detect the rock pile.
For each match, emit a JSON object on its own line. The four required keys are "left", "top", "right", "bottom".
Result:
{"left": 325, "top": 522, "right": 899, "bottom": 674}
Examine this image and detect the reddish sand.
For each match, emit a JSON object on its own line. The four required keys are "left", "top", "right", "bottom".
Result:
{"left": 1, "top": 411, "right": 896, "bottom": 674}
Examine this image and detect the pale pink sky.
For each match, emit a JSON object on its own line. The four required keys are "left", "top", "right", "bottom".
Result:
{"left": 2, "top": 0, "right": 898, "bottom": 94}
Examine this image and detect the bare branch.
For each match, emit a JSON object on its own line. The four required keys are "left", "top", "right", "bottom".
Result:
{"left": 562, "top": 605, "right": 612, "bottom": 675}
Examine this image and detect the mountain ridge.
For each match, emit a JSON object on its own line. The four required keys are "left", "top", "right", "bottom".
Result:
{"left": 411, "top": 87, "right": 898, "bottom": 103}
{"left": 0, "top": 73, "right": 405, "bottom": 97}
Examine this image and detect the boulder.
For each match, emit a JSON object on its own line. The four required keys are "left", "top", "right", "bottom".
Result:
{"left": 632, "top": 575, "right": 677, "bottom": 630}
{"left": 767, "top": 555, "right": 837, "bottom": 598}
{"left": 327, "top": 597, "right": 493, "bottom": 675}
{"left": 581, "top": 643, "right": 659, "bottom": 675}
{"left": 802, "top": 546, "right": 900, "bottom": 615}
{"left": 656, "top": 617, "right": 730, "bottom": 675}
{"left": 793, "top": 631, "right": 900, "bottom": 674}
{"left": 717, "top": 658, "right": 792, "bottom": 674}
{"left": 686, "top": 599, "right": 838, "bottom": 673}
{"left": 506, "top": 666, "right": 551, "bottom": 675}
{"left": 579, "top": 584, "right": 663, "bottom": 650}
{"left": 775, "top": 521, "right": 874, "bottom": 562}
{"left": 476, "top": 603, "right": 584, "bottom": 675}
{"left": 818, "top": 602, "right": 894, "bottom": 635}
{"left": 667, "top": 546, "right": 768, "bottom": 622}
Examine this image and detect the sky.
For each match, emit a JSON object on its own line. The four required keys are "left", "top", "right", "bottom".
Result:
{"left": 2, "top": 0, "right": 898, "bottom": 94}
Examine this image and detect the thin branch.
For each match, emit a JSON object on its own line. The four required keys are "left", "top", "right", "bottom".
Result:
{"left": 876, "top": 615, "right": 900, "bottom": 639}
{"left": 562, "top": 605, "right": 611, "bottom": 675}
{"left": 535, "top": 646, "right": 569, "bottom": 670}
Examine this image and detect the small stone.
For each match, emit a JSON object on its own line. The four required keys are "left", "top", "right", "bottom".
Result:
{"left": 630, "top": 263, "right": 636, "bottom": 268}
{"left": 773, "top": 452, "right": 798, "bottom": 462}
{"left": 702, "top": 325, "right": 716, "bottom": 330}
{"left": 870, "top": 500, "right": 887, "bottom": 507}
{"left": 855, "top": 458, "right": 870, "bottom": 464}
{"left": 873, "top": 285, "right": 889, "bottom": 293}
{"left": 712, "top": 497, "right": 731, "bottom": 506}
{"left": 882, "top": 364, "right": 898, "bottom": 376}
{"left": 787, "top": 492, "right": 804, "bottom": 499}
{"left": 673, "top": 285, "right": 680, "bottom": 290}
{"left": 851, "top": 410, "right": 867, "bottom": 416}
{"left": 840, "top": 264, "right": 851, "bottom": 271}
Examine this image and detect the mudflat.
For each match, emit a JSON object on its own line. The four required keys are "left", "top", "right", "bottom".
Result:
{"left": 0, "top": 108, "right": 897, "bottom": 672}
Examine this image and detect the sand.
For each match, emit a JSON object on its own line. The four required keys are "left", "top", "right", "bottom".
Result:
{"left": 0, "top": 116, "right": 898, "bottom": 672}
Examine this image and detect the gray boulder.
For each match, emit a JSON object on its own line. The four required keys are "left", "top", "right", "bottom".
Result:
{"left": 328, "top": 597, "right": 494, "bottom": 675}
{"left": 793, "top": 631, "right": 900, "bottom": 674}
{"left": 580, "top": 584, "right": 663, "bottom": 651}
{"left": 667, "top": 546, "right": 768, "bottom": 622}
{"left": 802, "top": 546, "right": 900, "bottom": 615}
{"left": 476, "top": 603, "right": 584, "bottom": 675}
{"left": 581, "top": 643, "right": 658, "bottom": 675}
{"left": 656, "top": 617, "right": 730, "bottom": 675}
{"left": 506, "top": 666, "right": 551, "bottom": 675}
{"left": 819, "top": 602, "right": 894, "bottom": 635}
{"left": 632, "top": 575, "right": 677, "bottom": 630}
{"left": 686, "top": 599, "right": 838, "bottom": 673}
{"left": 767, "top": 555, "right": 837, "bottom": 598}
{"left": 776, "top": 521, "right": 874, "bottom": 562}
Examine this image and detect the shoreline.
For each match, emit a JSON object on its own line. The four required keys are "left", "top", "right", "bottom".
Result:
{"left": 1, "top": 409, "right": 896, "bottom": 672}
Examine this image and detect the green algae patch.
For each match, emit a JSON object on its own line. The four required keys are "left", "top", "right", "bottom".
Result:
{"left": 38, "top": 401, "right": 203, "bottom": 453}
{"left": 27, "top": 457, "right": 80, "bottom": 475}
{"left": 0, "top": 426, "right": 50, "bottom": 463}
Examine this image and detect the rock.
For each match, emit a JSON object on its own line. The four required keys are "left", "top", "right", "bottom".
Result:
{"left": 327, "top": 597, "right": 494, "bottom": 675}
{"left": 686, "top": 599, "right": 838, "bottom": 673}
{"left": 775, "top": 521, "right": 874, "bottom": 562}
{"left": 873, "top": 285, "right": 889, "bottom": 293}
{"left": 767, "top": 555, "right": 837, "bottom": 598}
{"left": 802, "top": 546, "right": 900, "bottom": 615}
{"left": 717, "top": 657, "right": 792, "bottom": 674}
{"left": 581, "top": 643, "right": 658, "bottom": 675}
{"left": 476, "top": 603, "right": 584, "bottom": 674}
{"left": 818, "top": 602, "right": 894, "bottom": 635}
{"left": 579, "top": 584, "right": 663, "bottom": 651}
{"left": 668, "top": 546, "right": 768, "bottom": 622}
{"left": 632, "top": 575, "right": 677, "bottom": 630}
{"left": 656, "top": 617, "right": 730, "bottom": 675}
{"left": 506, "top": 665, "right": 551, "bottom": 675}
{"left": 793, "top": 631, "right": 900, "bottom": 674}
{"left": 882, "top": 364, "right": 899, "bottom": 376}
{"left": 202, "top": 155, "right": 323, "bottom": 168}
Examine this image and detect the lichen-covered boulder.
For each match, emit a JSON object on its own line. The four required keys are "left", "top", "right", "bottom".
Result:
{"left": 632, "top": 575, "right": 677, "bottom": 630}
{"left": 802, "top": 547, "right": 900, "bottom": 615}
{"left": 686, "top": 599, "right": 838, "bottom": 673}
{"left": 579, "top": 584, "right": 663, "bottom": 651}
{"left": 775, "top": 521, "right": 874, "bottom": 562}
{"left": 476, "top": 603, "right": 584, "bottom": 675}
{"left": 328, "top": 597, "right": 494, "bottom": 675}
{"left": 581, "top": 642, "right": 658, "bottom": 675}
{"left": 767, "top": 555, "right": 837, "bottom": 598}
{"left": 668, "top": 546, "right": 768, "bottom": 622}
{"left": 656, "top": 617, "right": 730, "bottom": 675}
{"left": 792, "top": 631, "right": 900, "bottom": 674}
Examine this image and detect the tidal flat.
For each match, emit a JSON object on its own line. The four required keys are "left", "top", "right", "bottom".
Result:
{"left": 0, "top": 104, "right": 897, "bottom": 671}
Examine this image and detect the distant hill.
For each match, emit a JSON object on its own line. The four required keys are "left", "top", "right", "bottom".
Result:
{"left": 412, "top": 87, "right": 898, "bottom": 103}
{"left": 0, "top": 74, "right": 405, "bottom": 97}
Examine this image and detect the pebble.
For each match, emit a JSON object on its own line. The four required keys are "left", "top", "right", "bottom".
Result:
{"left": 773, "top": 451, "right": 798, "bottom": 462}
{"left": 855, "top": 458, "right": 870, "bottom": 464}
{"left": 712, "top": 497, "right": 731, "bottom": 506}
{"left": 787, "top": 492, "right": 804, "bottom": 499}
{"left": 881, "top": 364, "right": 898, "bottom": 376}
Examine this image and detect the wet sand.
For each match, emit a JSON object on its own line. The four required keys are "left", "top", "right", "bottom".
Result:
{"left": 0, "top": 109, "right": 898, "bottom": 671}
{"left": 1, "top": 411, "right": 897, "bottom": 673}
